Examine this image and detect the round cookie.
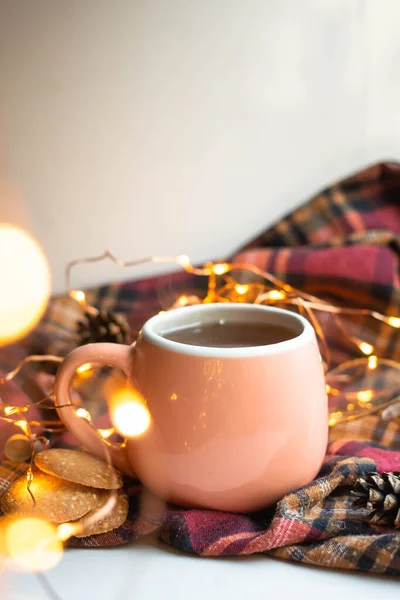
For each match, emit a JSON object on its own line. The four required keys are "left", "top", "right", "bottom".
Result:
{"left": 75, "top": 490, "right": 129, "bottom": 538}
{"left": 34, "top": 449, "right": 122, "bottom": 490}
{"left": 1, "top": 471, "right": 100, "bottom": 523}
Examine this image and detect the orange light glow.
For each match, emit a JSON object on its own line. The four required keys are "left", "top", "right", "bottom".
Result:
{"left": 357, "top": 389, "right": 373, "bottom": 403}
{"left": 77, "top": 363, "right": 92, "bottom": 374}
{"left": 0, "top": 225, "right": 50, "bottom": 346}
{"left": 325, "top": 384, "right": 340, "bottom": 396}
{"left": 212, "top": 263, "right": 230, "bottom": 276}
{"left": 70, "top": 290, "right": 86, "bottom": 304}
{"left": 4, "top": 406, "right": 19, "bottom": 417}
{"left": 177, "top": 295, "right": 189, "bottom": 307}
{"left": 5, "top": 518, "right": 63, "bottom": 572}
{"left": 110, "top": 389, "right": 151, "bottom": 437}
{"left": 387, "top": 316, "right": 400, "bottom": 328}
{"left": 235, "top": 284, "right": 249, "bottom": 295}
{"left": 75, "top": 408, "right": 91, "bottom": 421}
{"left": 57, "top": 522, "right": 83, "bottom": 541}
{"left": 368, "top": 355, "right": 378, "bottom": 370}
{"left": 177, "top": 255, "right": 191, "bottom": 269}
{"left": 358, "top": 342, "right": 374, "bottom": 356}
{"left": 267, "top": 290, "right": 286, "bottom": 301}
{"left": 328, "top": 411, "right": 343, "bottom": 427}
{"left": 14, "top": 420, "right": 30, "bottom": 436}
{"left": 98, "top": 427, "right": 114, "bottom": 439}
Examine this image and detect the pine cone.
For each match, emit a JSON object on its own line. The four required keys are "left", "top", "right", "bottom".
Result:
{"left": 77, "top": 307, "right": 131, "bottom": 346}
{"left": 351, "top": 471, "right": 400, "bottom": 527}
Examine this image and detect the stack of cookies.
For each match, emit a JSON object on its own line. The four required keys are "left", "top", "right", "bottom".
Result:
{"left": 1, "top": 449, "right": 129, "bottom": 538}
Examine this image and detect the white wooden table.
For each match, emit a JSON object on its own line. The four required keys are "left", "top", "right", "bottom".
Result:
{"left": 3, "top": 537, "right": 399, "bottom": 600}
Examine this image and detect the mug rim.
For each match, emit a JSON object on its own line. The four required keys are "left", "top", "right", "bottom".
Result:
{"left": 140, "top": 303, "right": 315, "bottom": 358}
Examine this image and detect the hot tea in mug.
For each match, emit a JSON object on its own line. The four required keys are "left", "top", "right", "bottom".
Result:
{"left": 54, "top": 304, "right": 328, "bottom": 512}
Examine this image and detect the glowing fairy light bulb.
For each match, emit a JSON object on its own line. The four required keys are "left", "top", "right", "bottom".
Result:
{"left": 0, "top": 225, "right": 50, "bottom": 346}
{"left": 70, "top": 290, "right": 86, "bottom": 304}
{"left": 212, "top": 263, "right": 230, "bottom": 276}
{"left": 77, "top": 362, "right": 92, "bottom": 374}
{"left": 328, "top": 411, "right": 343, "bottom": 427}
{"left": 14, "top": 420, "right": 30, "bottom": 437}
{"left": 98, "top": 427, "right": 114, "bottom": 439}
{"left": 176, "top": 295, "right": 189, "bottom": 307}
{"left": 267, "top": 290, "right": 286, "bottom": 301}
{"left": 3, "top": 406, "right": 20, "bottom": 417}
{"left": 386, "top": 315, "right": 400, "bottom": 328}
{"left": 177, "top": 255, "right": 191, "bottom": 269}
{"left": 57, "top": 522, "right": 83, "bottom": 541}
{"left": 368, "top": 355, "right": 378, "bottom": 370}
{"left": 235, "top": 284, "right": 249, "bottom": 295}
{"left": 5, "top": 518, "right": 63, "bottom": 572}
{"left": 358, "top": 341, "right": 374, "bottom": 356}
{"left": 357, "top": 389, "right": 373, "bottom": 403}
{"left": 75, "top": 407, "right": 91, "bottom": 421}
{"left": 110, "top": 389, "right": 151, "bottom": 438}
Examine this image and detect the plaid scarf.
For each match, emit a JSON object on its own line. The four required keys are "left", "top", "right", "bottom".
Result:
{"left": 1, "top": 161, "right": 400, "bottom": 575}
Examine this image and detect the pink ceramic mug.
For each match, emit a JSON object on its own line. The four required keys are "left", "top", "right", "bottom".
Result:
{"left": 54, "top": 303, "right": 328, "bottom": 512}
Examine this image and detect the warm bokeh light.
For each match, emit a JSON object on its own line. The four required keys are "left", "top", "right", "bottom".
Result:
{"left": 176, "top": 295, "right": 189, "bottom": 307}
{"left": 325, "top": 384, "right": 339, "bottom": 396}
{"left": 98, "top": 427, "right": 114, "bottom": 439}
{"left": 328, "top": 411, "right": 343, "bottom": 427}
{"left": 368, "top": 355, "right": 378, "bottom": 370}
{"left": 212, "top": 263, "right": 230, "bottom": 276}
{"left": 14, "top": 419, "right": 30, "bottom": 437}
{"left": 4, "top": 406, "right": 21, "bottom": 416}
{"left": 57, "top": 522, "right": 83, "bottom": 541}
{"left": 77, "top": 362, "right": 92, "bottom": 374}
{"left": 358, "top": 341, "right": 374, "bottom": 356}
{"left": 357, "top": 389, "right": 373, "bottom": 403}
{"left": 267, "top": 289, "right": 286, "bottom": 301}
{"left": 235, "top": 284, "right": 250, "bottom": 295}
{"left": 0, "top": 224, "right": 50, "bottom": 346}
{"left": 70, "top": 290, "right": 86, "bottom": 304}
{"left": 75, "top": 407, "right": 92, "bottom": 421}
{"left": 5, "top": 518, "right": 63, "bottom": 572}
{"left": 110, "top": 388, "right": 151, "bottom": 437}
{"left": 177, "top": 255, "right": 191, "bottom": 268}
{"left": 387, "top": 316, "right": 400, "bottom": 328}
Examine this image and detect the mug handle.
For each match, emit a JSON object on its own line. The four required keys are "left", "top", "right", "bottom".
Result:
{"left": 54, "top": 343, "right": 134, "bottom": 475}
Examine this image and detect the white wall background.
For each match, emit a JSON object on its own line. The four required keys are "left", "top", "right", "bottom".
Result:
{"left": 0, "top": 0, "right": 398, "bottom": 292}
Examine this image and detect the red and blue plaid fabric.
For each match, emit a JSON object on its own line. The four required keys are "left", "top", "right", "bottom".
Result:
{"left": 1, "top": 161, "right": 400, "bottom": 574}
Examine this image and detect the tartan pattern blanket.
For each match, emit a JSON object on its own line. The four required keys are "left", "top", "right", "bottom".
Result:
{"left": 1, "top": 161, "right": 400, "bottom": 574}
